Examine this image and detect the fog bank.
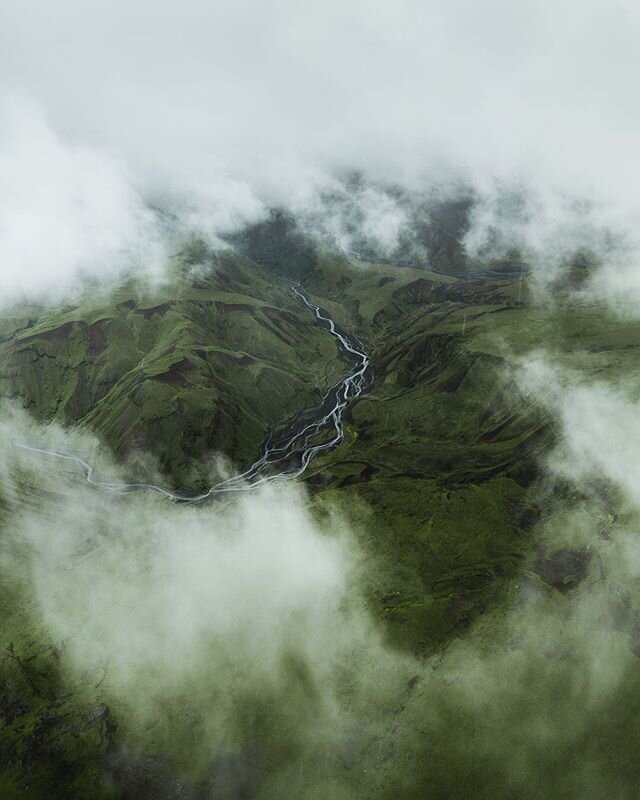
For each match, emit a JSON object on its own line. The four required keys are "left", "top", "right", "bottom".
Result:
{"left": 1, "top": 1, "right": 640, "bottom": 305}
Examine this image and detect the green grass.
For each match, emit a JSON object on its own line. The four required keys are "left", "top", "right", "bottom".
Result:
{"left": 3, "top": 251, "right": 640, "bottom": 797}
{"left": 0, "top": 254, "right": 346, "bottom": 489}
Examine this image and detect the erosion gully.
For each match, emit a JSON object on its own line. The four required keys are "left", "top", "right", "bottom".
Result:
{"left": 16, "top": 287, "right": 373, "bottom": 503}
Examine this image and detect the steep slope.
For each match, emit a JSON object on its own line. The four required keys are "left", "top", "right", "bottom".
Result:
{"left": 0, "top": 252, "right": 345, "bottom": 489}
{"left": 298, "top": 255, "right": 640, "bottom": 656}
{"left": 3, "top": 248, "right": 640, "bottom": 798}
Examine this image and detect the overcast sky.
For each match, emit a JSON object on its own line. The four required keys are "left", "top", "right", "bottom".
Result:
{"left": 1, "top": 0, "right": 639, "bottom": 301}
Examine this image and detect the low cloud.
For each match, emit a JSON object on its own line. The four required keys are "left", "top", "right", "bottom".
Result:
{"left": 4, "top": 373, "right": 640, "bottom": 796}
{"left": 378, "top": 356, "right": 640, "bottom": 798}
{"left": 0, "top": 96, "right": 167, "bottom": 306}
{"left": 520, "top": 357, "right": 640, "bottom": 508}
{"left": 1, "top": 1, "right": 640, "bottom": 307}
{"left": 0, "top": 408, "right": 410, "bottom": 787}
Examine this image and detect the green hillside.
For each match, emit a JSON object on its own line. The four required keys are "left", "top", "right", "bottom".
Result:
{"left": 2, "top": 247, "right": 640, "bottom": 798}
{"left": 0, "top": 251, "right": 345, "bottom": 489}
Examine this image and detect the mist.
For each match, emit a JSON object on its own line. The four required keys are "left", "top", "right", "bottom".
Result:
{"left": 0, "top": 411, "right": 370, "bottom": 686}
{"left": 2, "top": 1, "right": 640, "bottom": 305}
{"left": 0, "top": 408, "right": 415, "bottom": 793}
{"left": 5, "top": 356, "right": 640, "bottom": 796}
{"left": 3, "top": 3, "right": 640, "bottom": 795}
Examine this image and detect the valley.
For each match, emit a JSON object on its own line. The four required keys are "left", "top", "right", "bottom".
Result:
{"left": 2, "top": 245, "right": 640, "bottom": 798}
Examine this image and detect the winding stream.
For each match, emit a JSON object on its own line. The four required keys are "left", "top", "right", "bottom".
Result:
{"left": 16, "top": 287, "right": 372, "bottom": 503}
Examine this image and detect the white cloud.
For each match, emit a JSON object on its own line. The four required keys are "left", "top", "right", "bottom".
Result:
{"left": 521, "top": 359, "right": 640, "bottom": 506}
{"left": 0, "top": 96, "right": 165, "bottom": 305}
{"left": 1, "top": 0, "right": 640, "bottom": 301}
{"left": 0, "top": 408, "right": 396, "bottom": 722}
